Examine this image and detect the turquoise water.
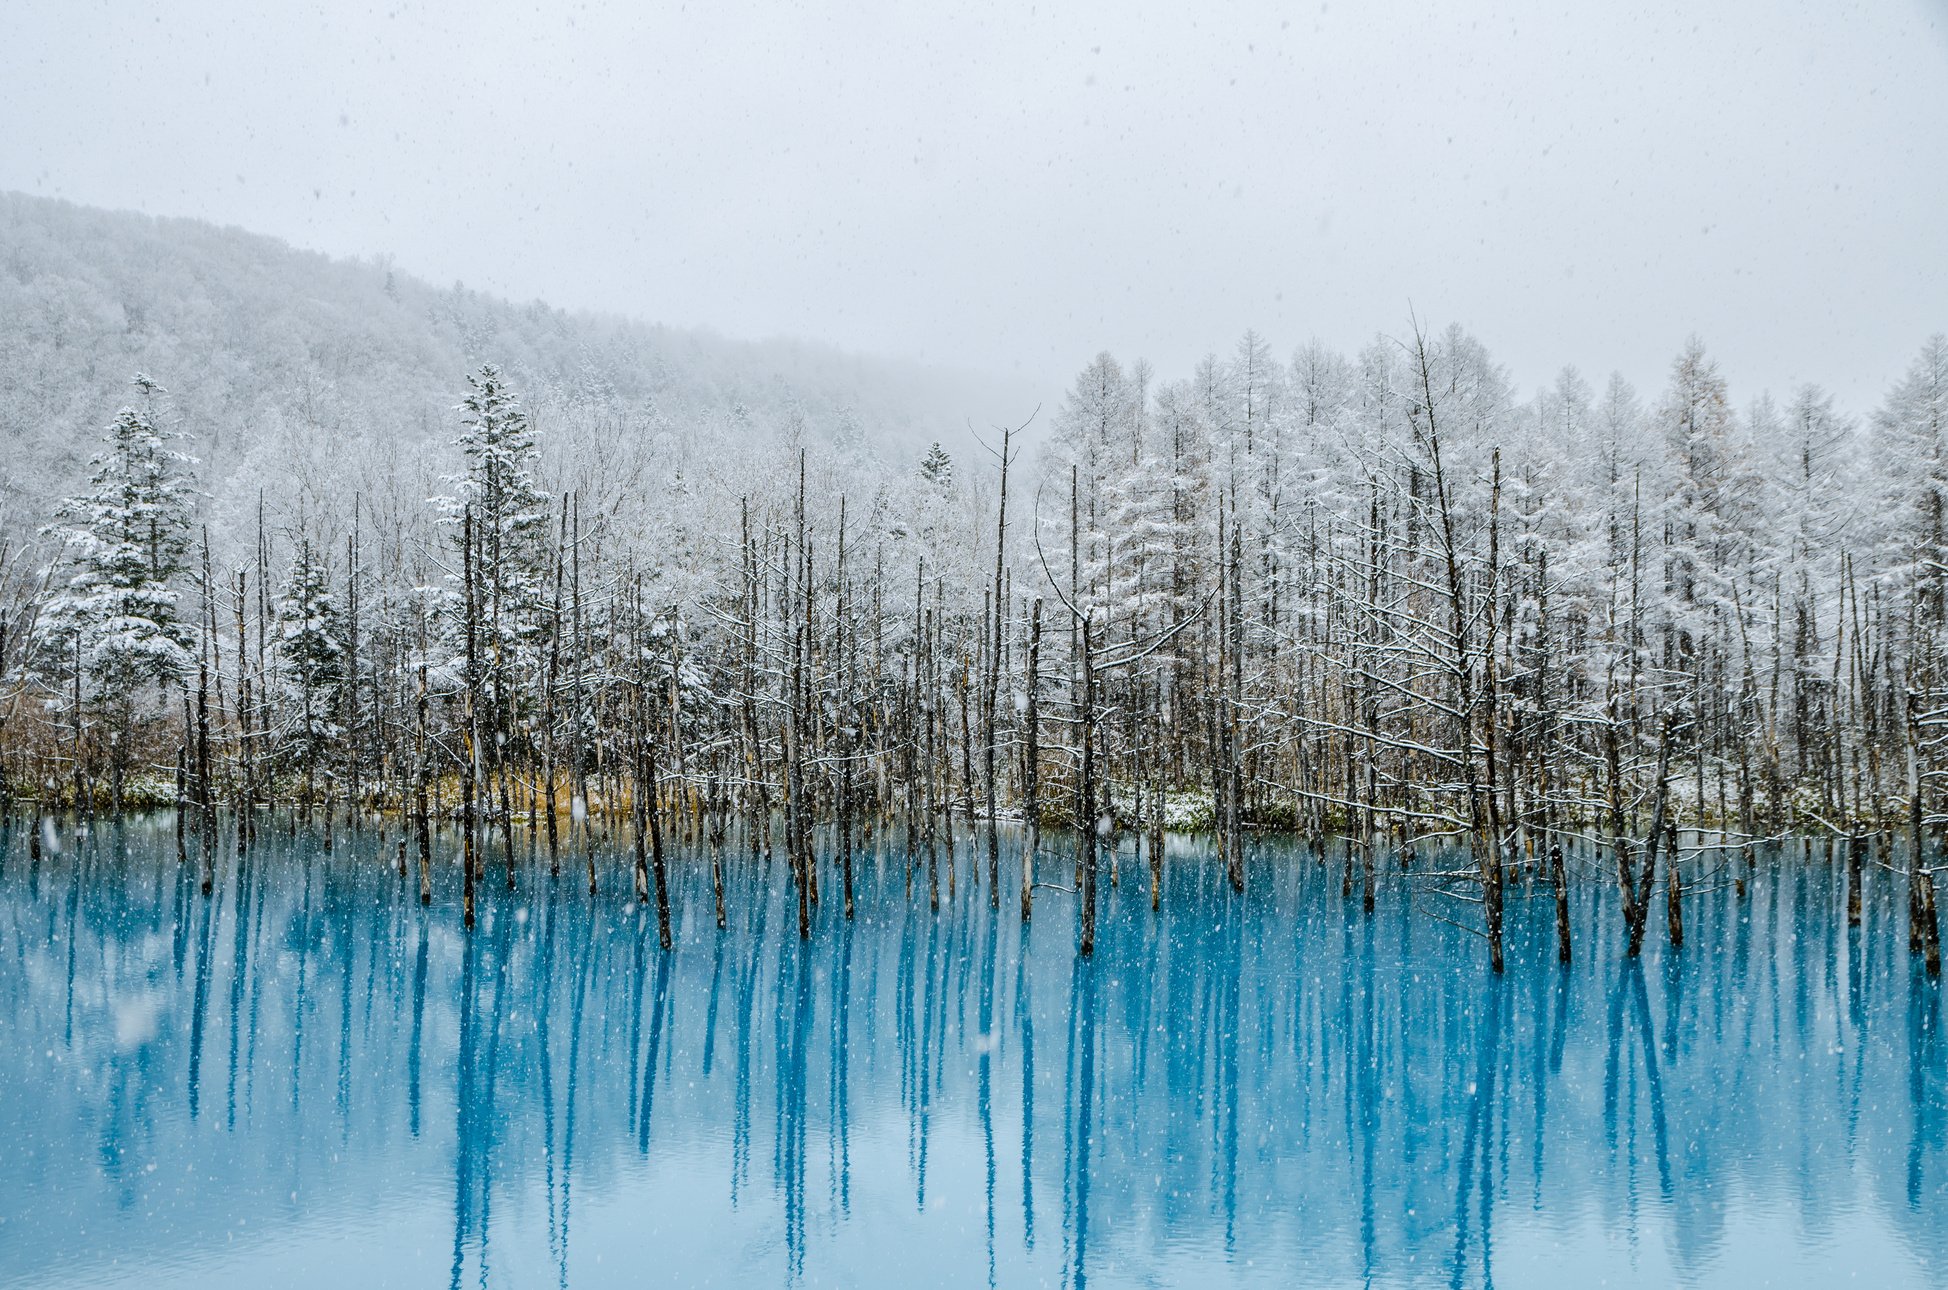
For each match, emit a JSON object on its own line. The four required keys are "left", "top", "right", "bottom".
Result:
{"left": 0, "top": 822, "right": 1943, "bottom": 1288}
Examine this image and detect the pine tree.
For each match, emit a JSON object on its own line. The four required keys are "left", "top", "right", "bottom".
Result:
{"left": 436, "top": 364, "right": 551, "bottom": 864}
{"left": 438, "top": 363, "right": 551, "bottom": 675}
{"left": 276, "top": 531, "right": 345, "bottom": 775}
{"left": 37, "top": 375, "right": 197, "bottom": 709}
{"left": 919, "top": 441, "right": 954, "bottom": 489}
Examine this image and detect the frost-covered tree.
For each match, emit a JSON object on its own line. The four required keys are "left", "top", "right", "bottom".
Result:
{"left": 31, "top": 375, "right": 197, "bottom": 811}
{"left": 919, "top": 441, "right": 954, "bottom": 489}
{"left": 36, "top": 376, "right": 197, "bottom": 708}
{"left": 908, "top": 439, "right": 966, "bottom": 566}
{"left": 1102, "top": 377, "right": 1175, "bottom": 637}
{"left": 1043, "top": 352, "right": 1140, "bottom": 612}
{"left": 439, "top": 363, "right": 551, "bottom": 667}
{"left": 1655, "top": 338, "right": 1753, "bottom": 663}
{"left": 1766, "top": 385, "right": 1853, "bottom": 568}
{"left": 276, "top": 531, "right": 345, "bottom": 783}
{"left": 1872, "top": 336, "right": 1948, "bottom": 631}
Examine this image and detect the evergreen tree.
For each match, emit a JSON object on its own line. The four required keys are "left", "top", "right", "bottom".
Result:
{"left": 919, "top": 441, "right": 954, "bottom": 489}
{"left": 909, "top": 441, "right": 961, "bottom": 566}
{"left": 439, "top": 363, "right": 551, "bottom": 663}
{"left": 276, "top": 531, "right": 345, "bottom": 774}
{"left": 37, "top": 375, "right": 197, "bottom": 707}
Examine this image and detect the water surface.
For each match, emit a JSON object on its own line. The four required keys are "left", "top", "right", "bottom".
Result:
{"left": 1, "top": 822, "right": 1944, "bottom": 1287}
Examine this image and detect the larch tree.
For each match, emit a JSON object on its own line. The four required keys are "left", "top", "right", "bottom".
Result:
{"left": 1873, "top": 336, "right": 1948, "bottom": 636}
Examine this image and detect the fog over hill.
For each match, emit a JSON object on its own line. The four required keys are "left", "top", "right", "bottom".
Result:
{"left": 0, "top": 191, "right": 1035, "bottom": 558}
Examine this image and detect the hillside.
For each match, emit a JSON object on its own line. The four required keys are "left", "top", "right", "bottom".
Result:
{"left": 0, "top": 192, "right": 1025, "bottom": 550}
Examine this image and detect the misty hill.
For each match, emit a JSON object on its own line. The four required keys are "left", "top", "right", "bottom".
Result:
{"left": 0, "top": 192, "right": 1024, "bottom": 543}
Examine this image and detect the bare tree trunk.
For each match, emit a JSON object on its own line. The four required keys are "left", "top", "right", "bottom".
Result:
{"left": 462, "top": 507, "right": 479, "bottom": 931}
{"left": 646, "top": 727, "right": 672, "bottom": 951}
{"left": 1551, "top": 842, "right": 1571, "bottom": 965}
{"left": 1908, "top": 719, "right": 1941, "bottom": 977}
{"left": 709, "top": 764, "right": 728, "bottom": 929}
{"left": 1022, "top": 598, "right": 1041, "bottom": 922}
{"left": 1627, "top": 717, "right": 1676, "bottom": 959}
{"left": 175, "top": 744, "right": 189, "bottom": 866}
{"left": 544, "top": 496, "right": 567, "bottom": 878}
{"left": 1665, "top": 816, "right": 1683, "bottom": 949}
{"left": 1148, "top": 677, "right": 1163, "bottom": 912}
{"left": 1847, "top": 831, "right": 1865, "bottom": 927}
{"left": 234, "top": 569, "right": 252, "bottom": 857}
{"left": 197, "top": 531, "right": 216, "bottom": 897}
{"left": 1078, "top": 615, "right": 1099, "bottom": 957}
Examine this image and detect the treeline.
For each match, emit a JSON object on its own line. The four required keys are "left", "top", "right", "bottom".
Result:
{"left": 2, "top": 322, "right": 1947, "bottom": 973}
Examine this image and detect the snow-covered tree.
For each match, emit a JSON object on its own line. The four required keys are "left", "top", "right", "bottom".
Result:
{"left": 1767, "top": 385, "right": 1854, "bottom": 570}
{"left": 919, "top": 441, "right": 954, "bottom": 489}
{"left": 276, "top": 531, "right": 345, "bottom": 776}
{"left": 1872, "top": 336, "right": 1948, "bottom": 630}
{"left": 36, "top": 375, "right": 197, "bottom": 708}
{"left": 1043, "top": 352, "right": 1140, "bottom": 612}
{"left": 1655, "top": 338, "right": 1754, "bottom": 664}
{"left": 438, "top": 363, "right": 552, "bottom": 668}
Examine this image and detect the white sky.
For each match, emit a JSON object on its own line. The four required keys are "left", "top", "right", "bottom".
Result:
{"left": 3, "top": 0, "right": 1945, "bottom": 413}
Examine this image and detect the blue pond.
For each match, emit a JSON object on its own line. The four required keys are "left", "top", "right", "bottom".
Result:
{"left": 1, "top": 821, "right": 1944, "bottom": 1288}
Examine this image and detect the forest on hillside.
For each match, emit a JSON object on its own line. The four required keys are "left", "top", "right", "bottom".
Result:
{"left": 0, "top": 192, "right": 1006, "bottom": 548}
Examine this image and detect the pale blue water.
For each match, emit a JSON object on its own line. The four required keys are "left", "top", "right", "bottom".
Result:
{"left": 0, "top": 822, "right": 1943, "bottom": 1288}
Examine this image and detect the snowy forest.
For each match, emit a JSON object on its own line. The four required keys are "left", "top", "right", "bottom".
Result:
{"left": 2, "top": 195, "right": 1946, "bottom": 974}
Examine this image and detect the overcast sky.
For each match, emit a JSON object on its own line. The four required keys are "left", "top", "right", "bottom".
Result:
{"left": 3, "top": 0, "right": 1944, "bottom": 414}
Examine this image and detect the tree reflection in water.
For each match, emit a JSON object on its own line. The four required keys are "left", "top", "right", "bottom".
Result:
{"left": 0, "top": 820, "right": 1944, "bottom": 1288}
